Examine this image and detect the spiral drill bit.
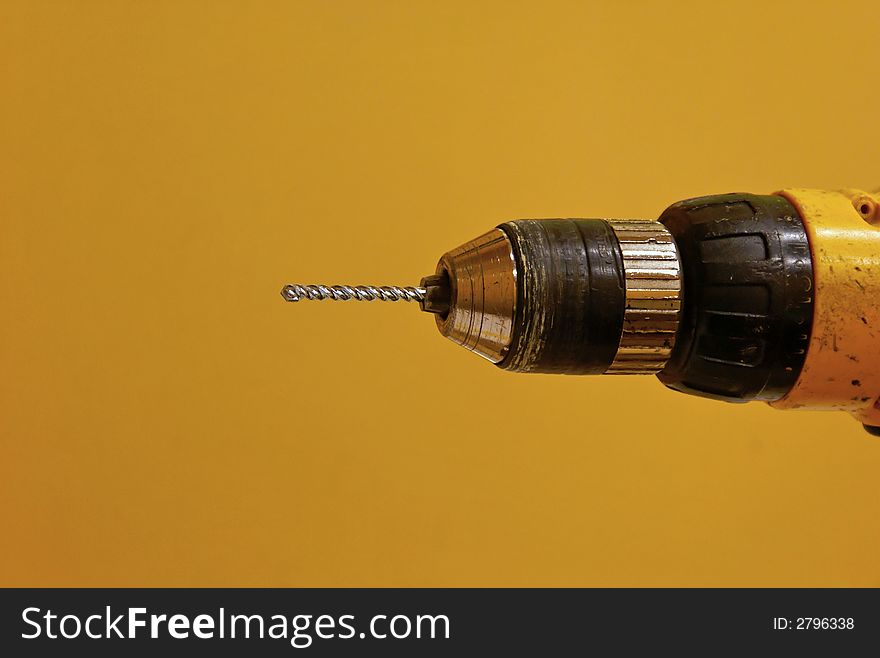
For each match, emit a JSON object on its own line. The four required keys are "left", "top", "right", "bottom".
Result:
{"left": 281, "top": 283, "right": 428, "bottom": 303}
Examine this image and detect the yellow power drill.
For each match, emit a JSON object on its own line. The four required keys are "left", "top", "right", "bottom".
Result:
{"left": 282, "top": 188, "right": 880, "bottom": 434}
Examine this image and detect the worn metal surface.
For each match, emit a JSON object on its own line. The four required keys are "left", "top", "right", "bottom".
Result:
{"left": 432, "top": 228, "right": 517, "bottom": 363}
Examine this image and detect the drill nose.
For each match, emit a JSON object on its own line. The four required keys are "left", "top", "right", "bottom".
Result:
{"left": 428, "top": 218, "right": 682, "bottom": 375}
{"left": 423, "top": 229, "right": 518, "bottom": 363}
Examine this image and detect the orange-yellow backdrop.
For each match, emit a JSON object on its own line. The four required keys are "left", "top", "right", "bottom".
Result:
{"left": 2, "top": 1, "right": 878, "bottom": 586}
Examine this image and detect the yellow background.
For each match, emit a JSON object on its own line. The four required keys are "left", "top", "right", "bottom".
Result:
{"left": 2, "top": 1, "right": 878, "bottom": 587}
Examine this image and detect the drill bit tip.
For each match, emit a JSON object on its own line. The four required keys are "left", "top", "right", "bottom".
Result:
{"left": 281, "top": 283, "right": 427, "bottom": 303}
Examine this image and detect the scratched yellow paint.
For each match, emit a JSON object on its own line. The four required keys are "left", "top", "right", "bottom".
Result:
{"left": 773, "top": 189, "right": 880, "bottom": 426}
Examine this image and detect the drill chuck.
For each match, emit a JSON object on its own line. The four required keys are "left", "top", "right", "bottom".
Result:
{"left": 422, "top": 218, "right": 682, "bottom": 375}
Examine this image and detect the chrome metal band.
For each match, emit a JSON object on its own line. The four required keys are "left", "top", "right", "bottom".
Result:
{"left": 606, "top": 220, "right": 683, "bottom": 374}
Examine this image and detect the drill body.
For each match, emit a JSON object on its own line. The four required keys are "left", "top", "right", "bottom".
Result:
{"left": 419, "top": 188, "right": 880, "bottom": 433}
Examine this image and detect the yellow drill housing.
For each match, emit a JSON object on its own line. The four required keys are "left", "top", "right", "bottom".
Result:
{"left": 772, "top": 188, "right": 880, "bottom": 429}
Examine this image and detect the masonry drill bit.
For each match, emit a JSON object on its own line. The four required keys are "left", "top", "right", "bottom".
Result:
{"left": 281, "top": 283, "right": 428, "bottom": 303}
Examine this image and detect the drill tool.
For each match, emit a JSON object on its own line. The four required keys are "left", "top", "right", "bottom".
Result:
{"left": 282, "top": 188, "right": 880, "bottom": 434}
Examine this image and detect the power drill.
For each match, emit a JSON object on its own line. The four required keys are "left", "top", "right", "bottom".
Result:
{"left": 282, "top": 188, "right": 880, "bottom": 434}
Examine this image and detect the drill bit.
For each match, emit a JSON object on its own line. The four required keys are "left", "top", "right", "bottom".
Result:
{"left": 281, "top": 283, "right": 427, "bottom": 303}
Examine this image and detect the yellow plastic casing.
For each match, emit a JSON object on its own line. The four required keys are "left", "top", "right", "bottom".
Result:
{"left": 771, "top": 188, "right": 880, "bottom": 427}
